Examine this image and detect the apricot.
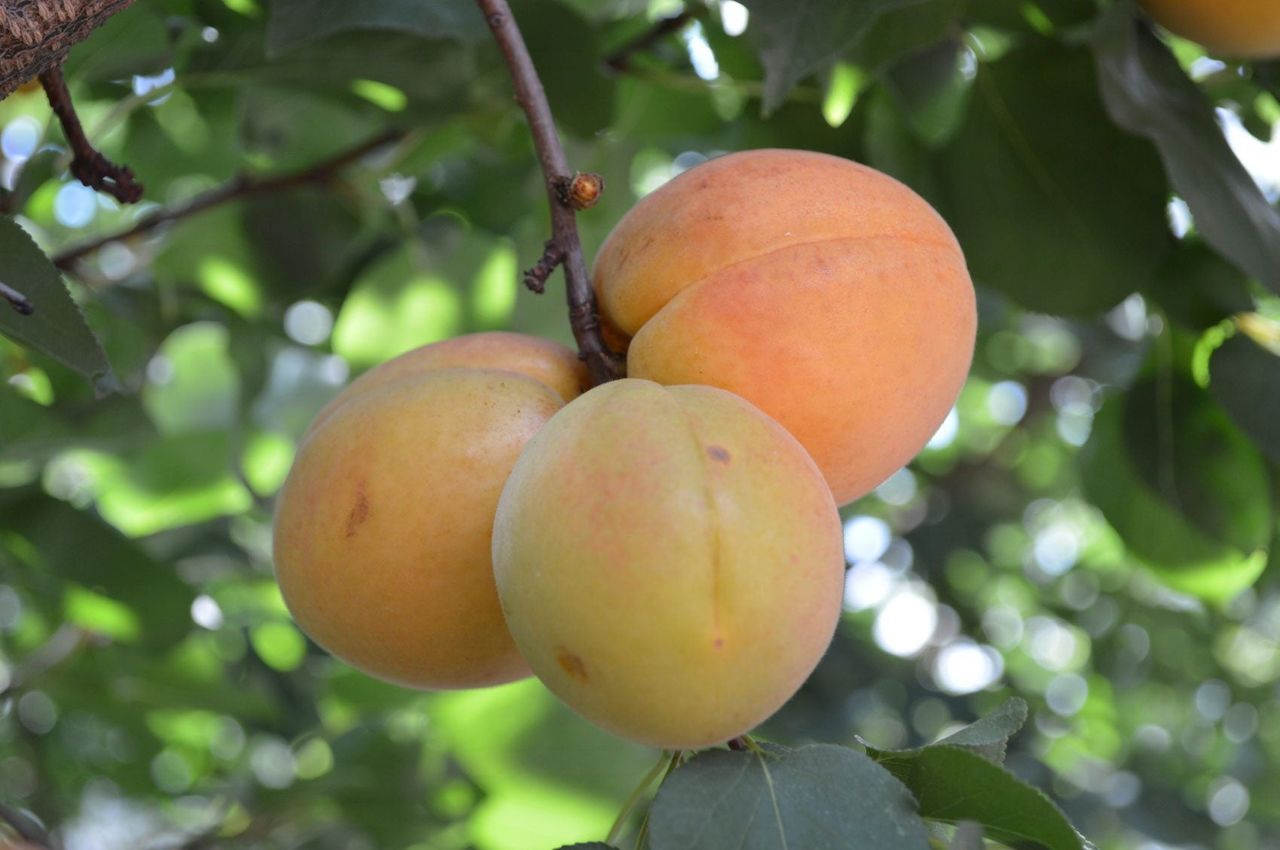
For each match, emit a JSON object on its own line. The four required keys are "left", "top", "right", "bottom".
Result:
{"left": 592, "top": 149, "right": 976, "bottom": 505}
{"left": 1139, "top": 0, "right": 1280, "bottom": 58}
{"left": 273, "top": 333, "right": 584, "bottom": 689}
{"left": 492, "top": 379, "right": 845, "bottom": 748}
{"left": 308, "top": 331, "right": 588, "bottom": 434}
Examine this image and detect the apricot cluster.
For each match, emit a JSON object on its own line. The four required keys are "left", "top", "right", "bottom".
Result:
{"left": 273, "top": 149, "right": 976, "bottom": 748}
{"left": 1140, "top": 0, "right": 1280, "bottom": 58}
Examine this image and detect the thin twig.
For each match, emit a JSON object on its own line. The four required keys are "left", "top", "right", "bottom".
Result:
{"left": 476, "top": 0, "right": 624, "bottom": 385}
{"left": 0, "top": 624, "right": 96, "bottom": 700}
{"left": 603, "top": 10, "right": 696, "bottom": 72}
{"left": 0, "top": 801, "right": 53, "bottom": 849}
{"left": 1, "top": 281, "right": 35, "bottom": 315}
{"left": 53, "top": 130, "right": 406, "bottom": 270}
{"left": 40, "top": 66, "right": 144, "bottom": 205}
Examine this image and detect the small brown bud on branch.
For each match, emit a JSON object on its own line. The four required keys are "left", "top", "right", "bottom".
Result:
{"left": 556, "top": 172, "right": 605, "bottom": 211}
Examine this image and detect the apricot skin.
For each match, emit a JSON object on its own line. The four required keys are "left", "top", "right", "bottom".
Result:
{"left": 308, "top": 331, "right": 588, "bottom": 434}
{"left": 273, "top": 334, "right": 584, "bottom": 690}
{"left": 492, "top": 379, "right": 845, "bottom": 749}
{"left": 1140, "top": 0, "right": 1280, "bottom": 58}
{"left": 592, "top": 149, "right": 976, "bottom": 505}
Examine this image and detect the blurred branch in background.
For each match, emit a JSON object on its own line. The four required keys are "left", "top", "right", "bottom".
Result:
{"left": 0, "top": 280, "right": 35, "bottom": 315}
{"left": 0, "top": 625, "right": 98, "bottom": 700}
{"left": 0, "top": 800, "right": 53, "bottom": 849}
{"left": 603, "top": 9, "right": 697, "bottom": 72}
{"left": 52, "top": 130, "right": 407, "bottom": 271}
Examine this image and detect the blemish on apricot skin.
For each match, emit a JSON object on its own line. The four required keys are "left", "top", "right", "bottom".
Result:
{"left": 556, "top": 647, "right": 590, "bottom": 683}
{"left": 345, "top": 484, "right": 370, "bottom": 538}
{"left": 707, "top": 445, "right": 731, "bottom": 463}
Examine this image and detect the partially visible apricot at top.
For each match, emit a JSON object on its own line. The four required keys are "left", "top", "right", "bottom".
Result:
{"left": 1140, "top": 0, "right": 1280, "bottom": 58}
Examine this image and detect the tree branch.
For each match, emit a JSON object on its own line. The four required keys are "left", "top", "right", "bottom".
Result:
{"left": 0, "top": 624, "right": 95, "bottom": 700}
{"left": 603, "top": 10, "right": 696, "bottom": 72}
{"left": 476, "top": 0, "right": 624, "bottom": 385}
{"left": 1, "top": 280, "right": 35, "bottom": 315}
{"left": 40, "top": 65, "right": 144, "bottom": 204}
{"left": 53, "top": 130, "right": 406, "bottom": 271}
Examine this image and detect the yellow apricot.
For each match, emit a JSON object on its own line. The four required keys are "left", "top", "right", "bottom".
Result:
{"left": 592, "top": 149, "right": 975, "bottom": 505}
{"left": 1140, "top": 0, "right": 1280, "bottom": 58}
{"left": 492, "top": 379, "right": 845, "bottom": 748}
{"left": 274, "top": 366, "right": 567, "bottom": 689}
{"left": 309, "top": 331, "right": 588, "bottom": 434}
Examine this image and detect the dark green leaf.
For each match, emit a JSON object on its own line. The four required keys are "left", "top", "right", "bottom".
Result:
{"left": 938, "top": 42, "right": 1170, "bottom": 314}
{"left": 934, "top": 698, "right": 1029, "bottom": 764}
{"left": 1209, "top": 333, "right": 1280, "bottom": 465}
{"left": 882, "top": 37, "right": 974, "bottom": 147}
{"left": 870, "top": 746, "right": 1085, "bottom": 850}
{"left": 2, "top": 497, "right": 195, "bottom": 647}
{"left": 63, "top": 5, "right": 172, "bottom": 82}
{"left": 266, "top": 0, "right": 486, "bottom": 55}
{"left": 743, "top": 0, "right": 931, "bottom": 113}
{"left": 848, "top": 0, "right": 963, "bottom": 73}
{"left": 1092, "top": 5, "right": 1280, "bottom": 295}
{"left": 649, "top": 744, "right": 931, "bottom": 850}
{"left": 0, "top": 217, "right": 112, "bottom": 388}
{"left": 511, "top": 0, "right": 616, "bottom": 138}
{"left": 1147, "top": 241, "right": 1255, "bottom": 331}
{"left": 1081, "top": 375, "right": 1272, "bottom": 602}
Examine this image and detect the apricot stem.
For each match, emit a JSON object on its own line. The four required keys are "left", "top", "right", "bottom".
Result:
{"left": 606, "top": 750, "right": 673, "bottom": 845}
{"left": 475, "top": 0, "right": 625, "bottom": 385}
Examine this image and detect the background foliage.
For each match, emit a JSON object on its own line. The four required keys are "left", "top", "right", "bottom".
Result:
{"left": 1, "top": 0, "right": 1279, "bottom": 848}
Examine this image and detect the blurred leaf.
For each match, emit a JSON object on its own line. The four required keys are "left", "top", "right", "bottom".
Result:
{"left": 938, "top": 42, "right": 1169, "bottom": 314}
{"left": 2, "top": 496, "right": 194, "bottom": 647}
{"left": 511, "top": 0, "right": 616, "bottom": 138}
{"left": 0, "top": 217, "right": 112, "bottom": 388}
{"left": 881, "top": 37, "right": 973, "bottom": 147}
{"left": 556, "top": 845, "right": 619, "bottom": 849}
{"left": 1092, "top": 5, "right": 1280, "bottom": 295}
{"left": 1209, "top": 332, "right": 1280, "bottom": 465}
{"left": 63, "top": 5, "right": 172, "bottom": 82}
{"left": 266, "top": 0, "right": 486, "bottom": 55}
{"left": 648, "top": 744, "right": 931, "bottom": 850}
{"left": 1148, "top": 241, "right": 1254, "bottom": 331}
{"left": 1081, "top": 375, "right": 1272, "bottom": 602}
{"left": 847, "top": 0, "right": 963, "bottom": 72}
{"left": 743, "top": 0, "right": 930, "bottom": 114}
{"left": 869, "top": 746, "right": 1085, "bottom": 850}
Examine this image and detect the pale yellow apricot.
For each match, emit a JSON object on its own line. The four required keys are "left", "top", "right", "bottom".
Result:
{"left": 492, "top": 379, "right": 845, "bottom": 748}
{"left": 592, "top": 149, "right": 975, "bottom": 505}
{"left": 1141, "top": 0, "right": 1280, "bottom": 58}
{"left": 274, "top": 368, "right": 565, "bottom": 689}
{"left": 309, "top": 331, "right": 588, "bottom": 434}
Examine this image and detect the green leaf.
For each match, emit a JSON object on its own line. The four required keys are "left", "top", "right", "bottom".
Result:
{"left": 869, "top": 746, "right": 1086, "bottom": 850}
{"left": 266, "top": 0, "right": 486, "bottom": 56}
{"left": 1209, "top": 333, "right": 1280, "bottom": 465}
{"left": 1147, "top": 241, "right": 1255, "bottom": 331}
{"left": 1092, "top": 5, "right": 1280, "bottom": 295}
{"left": 742, "top": 0, "right": 931, "bottom": 114}
{"left": 554, "top": 845, "right": 619, "bottom": 849}
{"left": 510, "top": 0, "right": 616, "bottom": 138}
{"left": 0, "top": 217, "right": 112, "bottom": 389}
{"left": 937, "top": 42, "right": 1170, "bottom": 315}
{"left": 648, "top": 744, "right": 931, "bottom": 850}
{"left": 1081, "top": 375, "right": 1272, "bottom": 602}
{"left": 847, "top": 0, "right": 963, "bottom": 73}
{"left": 934, "top": 698, "right": 1029, "bottom": 764}
{"left": 2, "top": 497, "right": 195, "bottom": 647}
